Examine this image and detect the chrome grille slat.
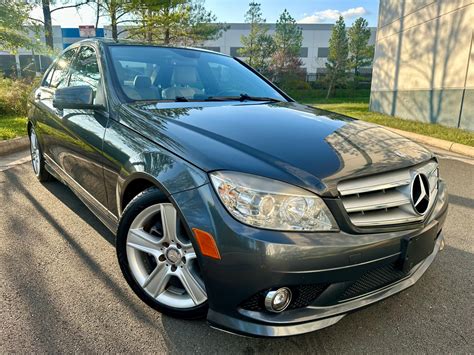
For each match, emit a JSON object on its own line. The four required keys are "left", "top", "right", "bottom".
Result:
{"left": 338, "top": 161, "right": 439, "bottom": 227}
{"left": 338, "top": 170, "right": 410, "bottom": 196}
{"left": 350, "top": 209, "right": 425, "bottom": 227}
{"left": 343, "top": 190, "right": 411, "bottom": 213}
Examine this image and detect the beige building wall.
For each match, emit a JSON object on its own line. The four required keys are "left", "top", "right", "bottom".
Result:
{"left": 370, "top": 0, "right": 474, "bottom": 130}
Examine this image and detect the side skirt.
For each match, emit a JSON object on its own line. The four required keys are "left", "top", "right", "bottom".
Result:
{"left": 44, "top": 154, "right": 119, "bottom": 234}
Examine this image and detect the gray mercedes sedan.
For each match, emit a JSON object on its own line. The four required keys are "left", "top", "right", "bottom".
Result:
{"left": 27, "top": 39, "right": 448, "bottom": 337}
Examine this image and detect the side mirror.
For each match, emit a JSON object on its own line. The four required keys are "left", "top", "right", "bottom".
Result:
{"left": 53, "top": 86, "right": 102, "bottom": 110}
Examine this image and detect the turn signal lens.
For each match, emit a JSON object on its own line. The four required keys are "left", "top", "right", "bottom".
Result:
{"left": 192, "top": 228, "right": 221, "bottom": 260}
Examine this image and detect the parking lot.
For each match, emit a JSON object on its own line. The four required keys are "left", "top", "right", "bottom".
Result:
{"left": 1, "top": 149, "right": 473, "bottom": 353}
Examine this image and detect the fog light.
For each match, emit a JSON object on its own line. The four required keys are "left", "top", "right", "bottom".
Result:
{"left": 264, "top": 287, "right": 292, "bottom": 313}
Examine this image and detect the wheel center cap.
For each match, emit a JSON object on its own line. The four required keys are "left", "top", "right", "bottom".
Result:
{"left": 165, "top": 248, "right": 181, "bottom": 264}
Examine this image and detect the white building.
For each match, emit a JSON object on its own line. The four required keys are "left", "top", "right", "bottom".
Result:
{"left": 2, "top": 23, "right": 376, "bottom": 79}
{"left": 370, "top": 0, "right": 473, "bottom": 131}
{"left": 109, "top": 23, "right": 376, "bottom": 79}
{"left": 200, "top": 23, "right": 376, "bottom": 78}
{"left": 203, "top": 23, "right": 337, "bottom": 77}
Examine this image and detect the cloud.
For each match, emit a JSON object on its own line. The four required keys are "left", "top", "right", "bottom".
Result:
{"left": 298, "top": 7, "right": 368, "bottom": 23}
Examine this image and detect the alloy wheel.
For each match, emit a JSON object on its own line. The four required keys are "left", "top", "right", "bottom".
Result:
{"left": 30, "top": 128, "right": 41, "bottom": 175}
{"left": 126, "top": 203, "right": 207, "bottom": 308}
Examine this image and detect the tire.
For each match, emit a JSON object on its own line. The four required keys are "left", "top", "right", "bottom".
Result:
{"left": 116, "top": 187, "right": 208, "bottom": 319}
{"left": 29, "top": 125, "right": 53, "bottom": 182}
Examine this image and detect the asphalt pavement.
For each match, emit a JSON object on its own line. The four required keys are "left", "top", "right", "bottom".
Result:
{"left": 1, "top": 149, "right": 473, "bottom": 353}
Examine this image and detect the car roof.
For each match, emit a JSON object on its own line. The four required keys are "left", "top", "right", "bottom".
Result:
{"left": 71, "top": 38, "right": 230, "bottom": 57}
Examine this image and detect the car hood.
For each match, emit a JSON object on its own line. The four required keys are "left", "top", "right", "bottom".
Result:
{"left": 123, "top": 101, "right": 433, "bottom": 196}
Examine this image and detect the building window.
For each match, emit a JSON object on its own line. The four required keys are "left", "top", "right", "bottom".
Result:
{"left": 230, "top": 47, "right": 243, "bottom": 57}
{"left": 306, "top": 73, "right": 317, "bottom": 82}
{"left": 0, "top": 55, "right": 17, "bottom": 77}
{"left": 299, "top": 47, "right": 308, "bottom": 58}
{"left": 38, "top": 56, "right": 53, "bottom": 72}
{"left": 318, "top": 47, "right": 329, "bottom": 58}
{"left": 20, "top": 55, "right": 53, "bottom": 75}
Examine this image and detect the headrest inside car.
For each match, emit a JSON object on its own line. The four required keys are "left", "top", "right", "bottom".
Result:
{"left": 173, "top": 66, "right": 198, "bottom": 85}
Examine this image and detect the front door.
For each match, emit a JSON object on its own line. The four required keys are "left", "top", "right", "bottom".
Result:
{"left": 53, "top": 45, "right": 109, "bottom": 207}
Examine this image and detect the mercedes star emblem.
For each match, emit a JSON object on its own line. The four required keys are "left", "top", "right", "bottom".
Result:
{"left": 410, "top": 173, "right": 430, "bottom": 215}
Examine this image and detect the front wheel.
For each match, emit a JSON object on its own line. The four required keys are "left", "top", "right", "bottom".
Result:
{"left": 116, "top": 187, "right": 208, "bottom": 319}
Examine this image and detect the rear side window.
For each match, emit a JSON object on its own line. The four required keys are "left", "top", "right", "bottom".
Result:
{"left": 69, "top": 46, "right": 101, "bottom": 92}
{"left": 47, "top": 48, "right": 77, "bottom": 88}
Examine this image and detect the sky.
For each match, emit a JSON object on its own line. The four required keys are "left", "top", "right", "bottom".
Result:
{"left": 30, "top": 0, "right": 380, "bottom": 28}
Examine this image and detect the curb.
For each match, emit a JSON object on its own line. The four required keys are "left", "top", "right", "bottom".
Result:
{"left": 386, "top": 128, "right": 474, "bottom": 158}
{"left": 0, "top": 136, "right": 29, "bottom": 156}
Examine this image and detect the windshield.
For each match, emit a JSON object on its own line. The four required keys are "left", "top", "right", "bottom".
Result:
{"left": 108, "top": 45, "right": 286, "bottom": 103}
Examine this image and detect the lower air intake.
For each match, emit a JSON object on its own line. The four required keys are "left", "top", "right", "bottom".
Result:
{"left": 340, "top": 262, "right": 408, "bottom": 301}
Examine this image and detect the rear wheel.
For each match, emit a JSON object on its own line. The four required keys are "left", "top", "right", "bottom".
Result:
{"left": 116, "top": 187, "right": 208, "bottom": 319}
{"left": 29, "top": 126, "right": 52, "bottom": 182}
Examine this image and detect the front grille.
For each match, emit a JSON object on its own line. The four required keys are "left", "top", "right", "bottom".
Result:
{"left": 340, "top": 262, "right": 408, "bottom": 300}
{"left": 240, "top": 284, "right": 329, "bottom": 312}
{"left": 338, "top": 160, "right": 439, "bottom": 227}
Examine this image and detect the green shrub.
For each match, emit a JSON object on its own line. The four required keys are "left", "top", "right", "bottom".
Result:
{"left": 0, "top": 77, "right": 39, "bottom": 116}
{"left": 285, "top": 88, "right": 371, "bottom": 102}
{"left": 280, "top": 79, "right": 311, "bottom": 91}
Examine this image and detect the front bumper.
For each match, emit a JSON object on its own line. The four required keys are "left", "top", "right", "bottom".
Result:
{"left": 208, "top": 234, "right": 444, "bottom": 337}
{"left": 171, "top": 180, "right": 448, "bottom": 337}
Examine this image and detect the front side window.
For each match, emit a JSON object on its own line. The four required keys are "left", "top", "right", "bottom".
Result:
{"left": 109, "top": 45, "right": 286, "bottom": 102}
{"left": 69, "top": 46, "right": 101, "bottom": 92}
{"left": 46, "top": 48, "right": 77, "bottom": 89}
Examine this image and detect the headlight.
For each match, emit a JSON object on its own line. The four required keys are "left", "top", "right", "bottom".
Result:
{"left": 210, "top": 171, "right": 338, "bottom": 231}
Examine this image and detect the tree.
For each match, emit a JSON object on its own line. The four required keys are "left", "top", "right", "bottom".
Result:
{"left": 126, "top": 0, "right": 190, "bottom": 44}
{"left": 348, "top": 17, "right": 374, "bottom": 81}
{"left": 180, "top": 0, "right": 227, "bottom": 45}
{"left": 270, "top": 9, "right": 303, "bottom": 83}
{"left": 127, "top": 0, "right": 227, "bottom": 46}
{"left": 46, "top": 1, "right": 92, "bottom": 49}
{"left": 30, "top": 1, "right": 91, "bottom": 49}
{"left": 41, "top": 0, "right": 54, "bottom": 49}
{"left": 325, "top": 16, "right": 349, "bottom": 98}
{"left": 239, "top": 2, "right": 274, "bottom": 73}
{"left": 0, "top": 2, "right": 41, "bottom": 52}
{"left": 252, "top": 34, "right": 275, "bottom": 76}
{"left": 95, "top": 0, "right": 132, "bottom": 40}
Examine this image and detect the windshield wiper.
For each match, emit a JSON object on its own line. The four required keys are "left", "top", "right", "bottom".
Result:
{"left": 205, "top": 93, "right": 282, "bottom": 102}
{"left": 174, "top": 96, "right": 189, "bottom": 102}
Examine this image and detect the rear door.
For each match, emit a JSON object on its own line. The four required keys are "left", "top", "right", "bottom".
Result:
{"left": 33, "top": 47, "right": 78, "bottom": 158}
